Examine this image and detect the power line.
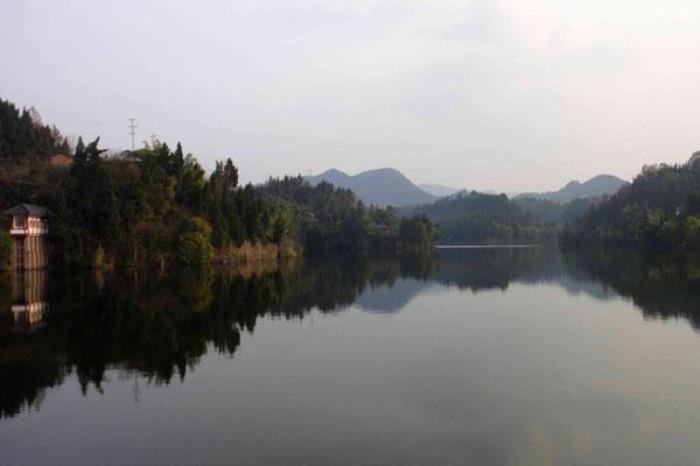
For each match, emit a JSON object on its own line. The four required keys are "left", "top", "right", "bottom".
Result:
{"left": 128, "top": 118, "right": 138, "bottom": 151}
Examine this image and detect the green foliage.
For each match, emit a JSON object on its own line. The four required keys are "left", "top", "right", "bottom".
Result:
{"left": 406, "top": 191, "right": 560, "bottom": 244}
{"left": 272, "top": 210, "right": 290, "bottom": 245}
{"left": 257, "top": 176, "right": 436, "bottom": 255}
{"left": 2, "top": 138, "right": 434, "bottom": 267}
{"left": 0, "top": 98, "right": 436, "bottom": 266}
{"left": 0, "top": 99, "right": 69, "bottom": 163}
{"left": 399, "top": 215, "right": 436, "bottom": 252}
{"left": 177, "top": 217, "right": 214, "bottom": 266}
{"left": 514, "top": 196, "right": 593, "bottom": 225}
{"left": 684, "top": 216, "right": 700, "bottom": 249}
{"left": 562, "top": 162, "right": 700, "bottom": 250}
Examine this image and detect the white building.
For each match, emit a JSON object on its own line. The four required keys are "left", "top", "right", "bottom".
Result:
{"left": 3, "top": 204, "right": 50, "bottom": 270}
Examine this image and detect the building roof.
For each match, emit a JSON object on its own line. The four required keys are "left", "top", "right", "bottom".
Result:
{"left": 2, "top": 204, "right": 50, "bottom": 217}
{"left": 104, "top": 150, "right": 142, "bottom": 163}
{"left": 49, "top": 153, "right": 73, "bottom": 166}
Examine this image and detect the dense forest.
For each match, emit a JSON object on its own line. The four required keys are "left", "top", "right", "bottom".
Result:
{"left": 0, "top": 98, "right": 70, "bottom": 163}
{"left": 258, "top": 176, "right": 435, "bottom": 255}
{"left": 403, "top": 191, "right": 592, "bottom": 245}
{"left": 0, "top": 98, "right": 436, "bottom": 268}
{"left": 561, "top": 160, "right": 700, "bottom": 250}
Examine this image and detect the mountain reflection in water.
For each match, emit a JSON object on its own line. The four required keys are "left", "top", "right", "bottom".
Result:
{"left": 2, "top": 247, "right": 700, "bottom": 424}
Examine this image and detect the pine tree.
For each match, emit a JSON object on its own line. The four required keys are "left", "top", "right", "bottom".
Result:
{"left": 173, "top": 142, "right": 185, "bottom": 177}
{"left": 224, "top": 159, "right": 239, "bottom": 189}
{"left": 100, "top": 177, "right": 121, "bottom": 249}
{"left": 73, "top": 137, "right": 86, "bottom": 166}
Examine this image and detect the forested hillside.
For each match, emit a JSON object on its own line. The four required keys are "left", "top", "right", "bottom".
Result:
{"left": 561, "top": 160, "right": 700, "bottom": 249}
{"left": 0, "top": 99, "right": 436, "bottom": 268}
{"left": 405, "top": 191, "right": 561, "bottom": 244}
{"left": 1, "top": 137, "right": 297, "bottom": 267}
{"left": 258, "top": 176, "right": 436, "bottom": 255}
{"left": 401, "top": 189, "right": 601, "bottom": 245}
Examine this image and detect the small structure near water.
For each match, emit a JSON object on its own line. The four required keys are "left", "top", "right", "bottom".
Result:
{"left": 3, "top": 204, "right": 50, "bottom": 270}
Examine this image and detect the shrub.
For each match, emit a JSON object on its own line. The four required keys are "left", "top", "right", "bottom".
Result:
{"left": 177, "top": 217, "right": 214, "bottom": 266}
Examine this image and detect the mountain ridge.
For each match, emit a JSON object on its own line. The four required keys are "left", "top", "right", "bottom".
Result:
{"left": 305, "top": 168, "right": 436, "bottom": 207}
{"left": 515, "top": 174, "right": 628, "bottom": 203}
{"left": 418, "top": 183, "right": 461, "bottom": 197}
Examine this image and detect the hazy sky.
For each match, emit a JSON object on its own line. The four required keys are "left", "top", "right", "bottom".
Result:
{"left": 2, "top": 0, "right": 700, "bottom": 192}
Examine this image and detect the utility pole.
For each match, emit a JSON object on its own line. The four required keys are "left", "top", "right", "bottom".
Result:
{"left": 128, "top": 118, "right": 138, "bottom": 151}
{"left": 150, "top": 132, "right": 158, "bottom": 147}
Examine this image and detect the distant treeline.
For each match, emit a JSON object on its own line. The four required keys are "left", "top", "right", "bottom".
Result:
{"left": 258, "top": 176, "right": 436, "bottom": 256}
{"left": 403, "top": 191, "right": 593, "bottom": 245}
{"left": 561, "top": 160, "right": 700, "bottom": 250}
{"left": 0, "top": 98, "right": 436, "bottom": 268}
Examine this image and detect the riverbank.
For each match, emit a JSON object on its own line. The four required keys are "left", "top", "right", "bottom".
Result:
{"left": 213, "top": 239, "right": 302, "bottom": 266}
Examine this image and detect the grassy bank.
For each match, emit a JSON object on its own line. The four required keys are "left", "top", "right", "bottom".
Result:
{"left": 213, "top": 239, "right": 302, "bottom": 266}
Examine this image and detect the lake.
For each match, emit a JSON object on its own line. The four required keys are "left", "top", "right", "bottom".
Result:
{"left": 2, "top": 248, "right": 700, "bottom": 466}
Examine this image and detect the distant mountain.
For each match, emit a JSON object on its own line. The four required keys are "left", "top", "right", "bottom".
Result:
{"left": 305, "top": 168, "right": 435, "bottom": 207}
{"left": 305, "top": 168, "right": 352, "bottom": 189}
{"left": 418, "top": 183, "right": 461, "bottom": 197}
{"left": 516, "top": 175, "right": 627, "bottom": 203}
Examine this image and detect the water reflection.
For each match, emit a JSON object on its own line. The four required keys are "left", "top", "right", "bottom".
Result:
{"left": 2, "top": 248, "right": 700, "bottom": 421}
{"left": 7, "top": 270, "right": 49, "bottom": 333}
{"left": 438, "top": 248, "right": 700, "bottom": 331}
{"left": 562, "top": 250, "right": 700, "bottom": 330}
{"left": 0, "top": 255, "right": 436, "bottom": 418}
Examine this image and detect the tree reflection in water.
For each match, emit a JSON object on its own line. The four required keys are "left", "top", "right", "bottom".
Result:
{"left": 0, "top": 254, "right": 436, "bottom": 418}
{"left": 2, "top": 248, "right": 700, "bottom": 420}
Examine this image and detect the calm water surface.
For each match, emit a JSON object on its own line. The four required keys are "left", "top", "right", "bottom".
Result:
{"left": 2, "top": 249, "right": 700, "bottom": 465}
